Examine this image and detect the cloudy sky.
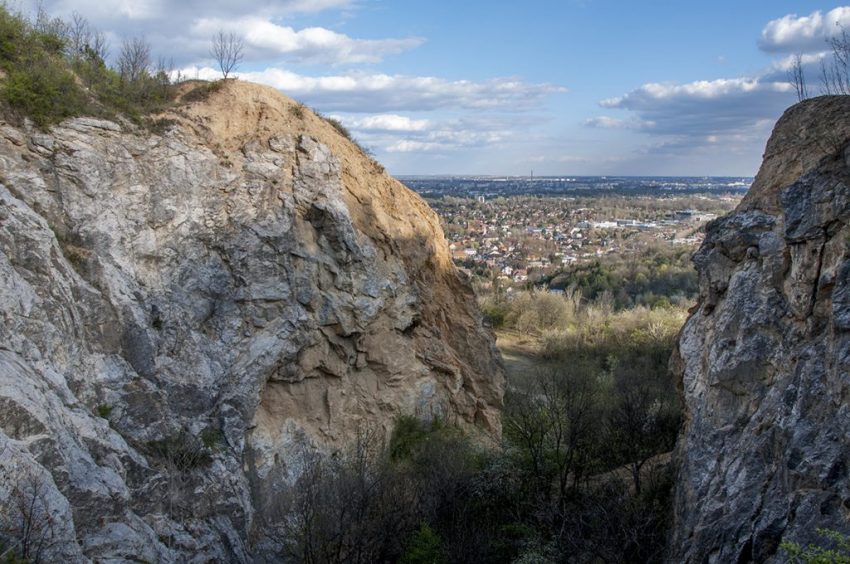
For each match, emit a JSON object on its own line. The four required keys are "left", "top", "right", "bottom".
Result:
{"left": 26, "top": 1, "right": 850, "bottom": 176}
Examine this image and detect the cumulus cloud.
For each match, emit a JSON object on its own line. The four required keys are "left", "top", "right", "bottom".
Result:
{"left": 759, "top": 6, "right": 850, "bottom": 54}
{"left": 372, "top": 124, "right": 508, "bottom": 153}
{"left": 191, "top": 17, "right": 423, "bottom": 64}
{"left": 181, "top": 65, "right": 563, "bottom": 112}
{"left": 324, "top": 113, "right": 515, "bottom": 154}
{"left": 384, "top": 129, "right": 506, "bottom": 153}
{"left": 597, "top": 77, "right": 794, "bottom": 137}
{"left": 345, "top": 115, "right": 432, "bottom": 132}
{"left": 385, "top": 140, "right": 446, "bottom": 153}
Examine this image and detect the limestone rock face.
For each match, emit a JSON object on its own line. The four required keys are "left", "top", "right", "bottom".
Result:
{"left": 0, "top": 81, "right": 503, "bottom": 562}
{"left": 671, "top": 96, "right": 850, "bottom": 563}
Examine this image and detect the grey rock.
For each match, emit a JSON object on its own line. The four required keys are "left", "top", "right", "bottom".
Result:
{"left": 670, "top": 96, "right": 850, "bottom": 563}
{"left": 0, "top": 82, "right": 503, "bottom": 562}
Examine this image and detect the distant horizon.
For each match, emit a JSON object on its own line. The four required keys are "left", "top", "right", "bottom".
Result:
{"left": 395, "top": 174, "right": 755, "bottom": 179}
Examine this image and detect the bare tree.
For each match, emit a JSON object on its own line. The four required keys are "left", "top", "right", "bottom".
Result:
{"left": 0, "top": 469, "right": 57, "bottom": 564}
{"left": 605, "top": 374, "right": 679, "bottom": 494}
{"left": 89, "top": 30, "right": 109, "bottom": 62}
{"left": 264, "top": 429, "right": 417, "bottom": 564}
{"left": 821, "top": 25, "right": 850, "bottom": 95}
{"left": 33, "top": 1, "right": 67, "bottom": 40}
{"left": 154, "top": 56, "right": 175, "bottom": 96}
{"left": 66, "top": 11, "right": 91, "bottom": 58}
{"left": 118, "top": 36, "right": 152, "bottom": 84}
{"left": 788, "top": 53, "right": 808, "bottom": 102}
{"left": 64, "top": 12, "right": 109, "bottom": 62}
{"left": 210, "top": 30, "right": 244, "bottom": 80}
{"left": 504, "top": 365, "right": 601, "bottom": 513}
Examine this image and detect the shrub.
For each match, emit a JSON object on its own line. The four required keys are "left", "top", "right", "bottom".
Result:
{"left": 180, "top": 81, "right": 223, "bottom": 105}
{"left": 389, "top": 415, "right": 434, "bottom": 461}
{"left": 0, "top": 9, "right": 86, "bottom": 128}
{"left": 0, "top": 5, "right": 173, "bottom": 128}
{"left": 146, "top": 432, "right": 212, "bottom": 472}
{"left": 146, "top": 117, "right": 178, "bottom": 135}
{"left": 323, "top": 115, "right": 353, "bottom": 141}
{"left": 314, "top": 110, "right": 376, "bottom": 157}
{"left": 400, "top": 523, "right": 448, "bottom": 564}
{"left": 95, "top": 404, "right": 112, "bottom": 419}
{"left": 502, "top": 289, "right": 580, "bottom": 334}
{"left": 289, "top": 102, "right": 305, "bottom": 119}
{"left": 479, "top": 296, "right": 510, "bottom": 328}
{"left": 200, "top": 427, "right": 223, "bottom": 450}
{"left": 781, "top": 529, "right": 850, "bottom": 563}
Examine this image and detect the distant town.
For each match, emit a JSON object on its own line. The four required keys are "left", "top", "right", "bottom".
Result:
{"left": 400, "top": 176, "right": 749, "bottom": 290}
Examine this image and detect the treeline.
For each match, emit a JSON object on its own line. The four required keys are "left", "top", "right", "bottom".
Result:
{"left": 543, "top": 246, "right": 698, "bottom": 309}
{"left": 0, "top": 4, "right": 176, "bottom": 127}
{"left": 481, "top": 285, "right": 688, "bottom": 337}
{"left": 431, "top": 193, "right": 738, "bottom": 220}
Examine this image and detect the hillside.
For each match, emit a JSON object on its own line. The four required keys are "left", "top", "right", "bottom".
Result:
{"left": 0, "top": 79, "right": 503, "bottom": 562}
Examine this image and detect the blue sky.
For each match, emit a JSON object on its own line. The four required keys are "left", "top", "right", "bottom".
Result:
{"left": 32, "top": 1, "right": 850, "bottom": 176}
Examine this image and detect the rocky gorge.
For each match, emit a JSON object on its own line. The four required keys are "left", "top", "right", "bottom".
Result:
{"left": 0, "top": 80, "right": 504, "bottom": 562}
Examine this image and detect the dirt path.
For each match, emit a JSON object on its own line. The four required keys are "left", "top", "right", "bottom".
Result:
{"left": 496, "top": 330, "right": 544, "bottom": 383}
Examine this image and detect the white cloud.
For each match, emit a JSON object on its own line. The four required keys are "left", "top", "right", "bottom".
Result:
{"left": 180, "top": 65, "right": 564, "bottom": 112}
{"left": 584, "top": 116, "right": 627, "bottom": 128}
{"left": 759, "top": 6, "right": 850, "bottom": 54}
{"left": 600, "top": 78, "right": 790, "bottom": 106}
{"left": 40, "top": 0, "right": 409, "bottom": 67}
{"left": 598, "top": 77, "right": 794, "bottom": 138}
{"left": 324, "top": 113, "right": 514, "bottom": 154}
{"left": 43, "top": 0, "right": 352, "bottom": 21}
{"left": 372, "top": 125, "right": 508, "bottom": 154}
{"left": 340, "top": 114, "right": 432, "bottom": 132}
{"left": 527, "top": 154, "right": 588, "bottom": 163}
{"left": 382, "top": 130, "right": 505, "bottom": 153}
{"left": 583, "top": 116, "right": 653, "bottom": 129}
{"left": 191, "top": 17, "right": 423, "bottom": 64}
{"left": 386, "top": 140, "right": 447, "bottom": 153}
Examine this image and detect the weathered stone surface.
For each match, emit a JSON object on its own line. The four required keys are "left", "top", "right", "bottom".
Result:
{"left": 0, "top": 80, "right": 503, "bottom": 562}
{"left": 670, "top": 96, "right": 850, "bottom": 563}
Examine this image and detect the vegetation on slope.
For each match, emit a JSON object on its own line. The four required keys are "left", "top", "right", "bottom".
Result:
{"left": 0, "top": 5, "right": 175, "bottom": 128}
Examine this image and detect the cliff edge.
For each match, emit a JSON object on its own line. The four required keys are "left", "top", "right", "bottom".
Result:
{"left": 671, "top": 96, "right": 850, "bottom": 562}
{"left": 0, "top": 80, "right": 503, "bottom": 561}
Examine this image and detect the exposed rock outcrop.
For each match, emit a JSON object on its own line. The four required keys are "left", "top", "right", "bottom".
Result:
{"left": 0, "top": 81, "right": 503, "bottom": 562}
{"left": 671, "top": 96, "right": 850, "bottom": 562}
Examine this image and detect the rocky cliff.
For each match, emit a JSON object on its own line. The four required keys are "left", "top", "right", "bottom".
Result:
{"left": 671, "top": 96, "right": 850, "bottom": 562}
{"left": 0, "top": 80, "right": 503, "bottom": 562}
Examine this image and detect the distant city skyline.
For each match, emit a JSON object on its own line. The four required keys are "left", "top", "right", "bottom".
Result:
{"left": 29, "top": 1, "right": 850, "bottom": 176}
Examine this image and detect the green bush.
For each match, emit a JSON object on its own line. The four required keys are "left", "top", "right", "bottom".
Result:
{"left": 146, "top": 432, "right": 213, "bottom": 472}
{"left": 388, "top": 415, "right": 456, "bottom": 462}
{"left": 4, "top": 65, "right": 86, "bottom": 127}
{"left": 200, "top": 427, "right": 224, "bottom": 450}
{"left": 479, "top": 296, "right": 510, "bottom": 328}
{"left": 782, "top": 529, "right": 850, "bottom": 563}
{"left": 400, "top": 523, "right": 448, "bottom": 564}
{"left": 289, "top": 102, "right": 305, "bottom": 119}
{"left": 0, "top": 5, "right": 173, "bottom": 128}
